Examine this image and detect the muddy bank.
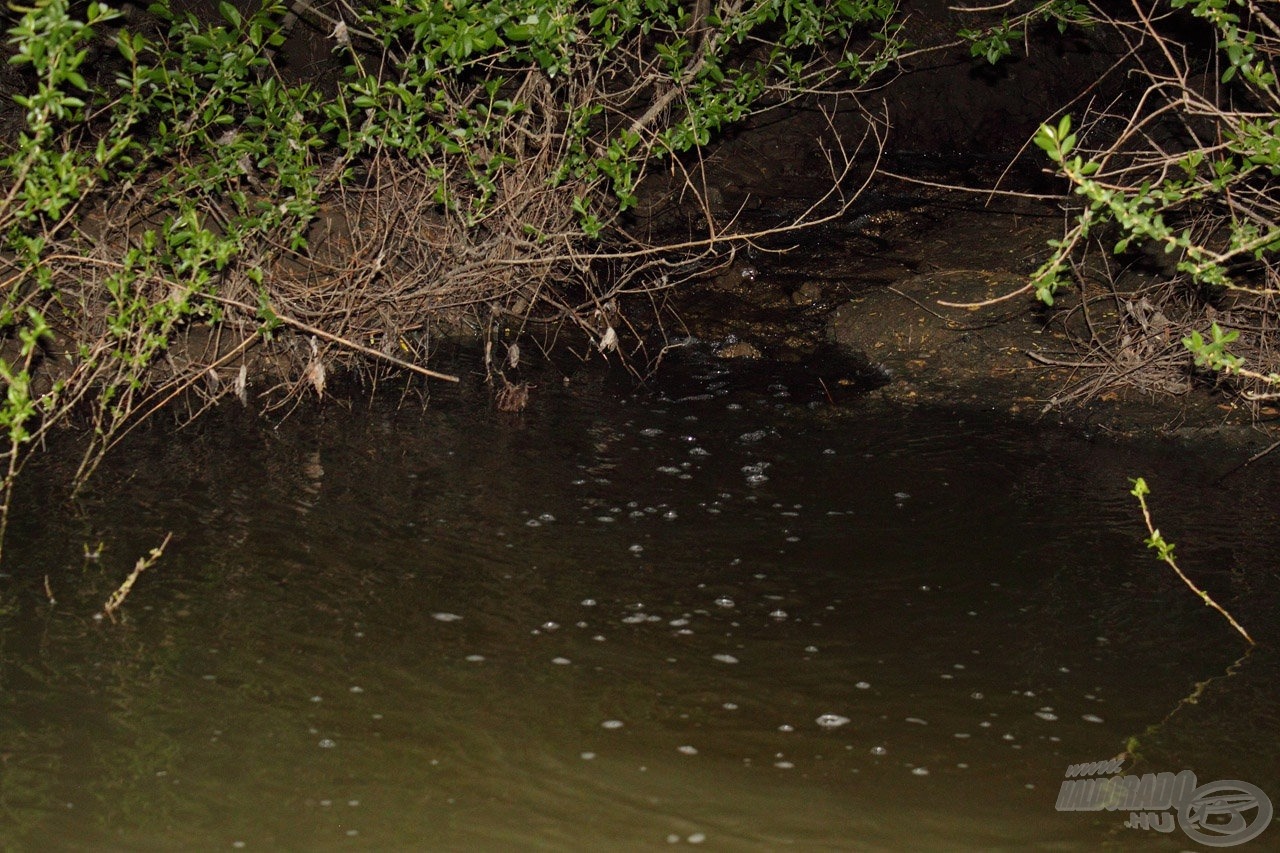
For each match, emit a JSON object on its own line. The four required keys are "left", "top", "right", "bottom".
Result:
{"left": 668, "top": 187, "right": 1277, "bottom": 452}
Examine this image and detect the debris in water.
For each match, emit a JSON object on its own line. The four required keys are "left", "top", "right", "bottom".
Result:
{"left": 816, "top": 714, "right": 850, "bottom": 729}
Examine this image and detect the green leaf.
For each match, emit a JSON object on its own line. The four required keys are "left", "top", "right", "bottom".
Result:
{"left": 219, "top": 1, "right": 242, "bottom": 27}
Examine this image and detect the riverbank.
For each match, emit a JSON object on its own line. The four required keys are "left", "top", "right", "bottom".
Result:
{"left": 667, "top": 185, "right": 1278, "bottom": 453}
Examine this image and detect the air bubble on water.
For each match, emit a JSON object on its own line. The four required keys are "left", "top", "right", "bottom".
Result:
{"left": 739, "top": 429, "right": 770, "bottom": 443}
{"left": 601, "top": 720, "right": 624, "bottom": 729}
{"left": 723, "top": 702, "right": 738, "bottom": 710}
{"left": 670, "top": 618, "right": 689, "bottom": 627}
{"left": 714, "top": 597, "right": 735, "bottom": 608}
{"left": 622, "top": 614, "right": 647, "bottom": 624}
{"left": 855, "top": 681, "right": 870, "bottom": 689}
{"left": 870, "top": 746, "right": 888, "bottom": 756}
{"left": 310, "top": 695, "right": 323, "bottom": 703}
{"left": 432, "top": 612, "right": 463, "bottom": 622}
{"left": 657, "top": 466, "right": 682, "bottom": 476}
{"left": 552, "top": 657, "right": 572, "bottom": 665}
{"left": 769, "top": 610, "right": 788, "bottom": 620}
{"left": 905, "top": 717, "right": 928, "bottom": 726}
{"left": 465, "top": 654, "right": 485, "bottom": 662}
{"left": 666, "top": 835, "right": 680, "bottom": 844}
{"left": 774, "top": 761, "right": 794, "bottom": 769}
{"left": 597, "top": 516, "right": 616, "bottom": 523}
{"left": 911, "top": 767, "right": 930, "bottom": 776}
{"left": 823, "top": 448, "right": 836, "bottom": 455}
{"left": 713, "top": 653, "right": 739, "bottom": 664}
{"left": 816, "top": 714, "right": 850, "bottom": 729}
{"left": 525, "top": 519, "right": 542, "bottom": 527}
{"left": 690, "top": 447, "right": 709, "bottom": 457}
{"left": 664, "top": 510, "right": 678, "bottom": 520}
{"left": 970, "top": 691, "right": 984, "bottom": 700}
{"left": 777, "top": 724, "right": 794, "bottom": 733}
{"left": 581, "top": 752, "right": 596, "bottom": 760}
{"left": 318, "top": 739, "right": 336, "bottom": 749}
{"left": 677, "top": 745, "right": 698, "bottom": 755}
{"left": 349, "top": 686, "right": 363, "bottom": 694}
{"left": 581, "top": 599, "right": 597, "bottom": 607}
{"left": 954, "top": 733, "right": 971, "bottom": 739}
{"left": 542, "top": 621, "right": 561, "bottom": 631}
{"left": 688, "top": 833, "right": 706, "bottom": 844}
{"left": 539, "top": 513, "right": 556, "bottom": 522}
{"left": 1082, "top": 714, "right": 1105, "bottom": 723}
{"left": 1002, "top": 734, "right": 1016, "bottom": 741}
{"left": 640, "top": 428, "right": 664, "bottom": 437}
{"left": 629, "top": 544, "right": 644, "bottom": 554}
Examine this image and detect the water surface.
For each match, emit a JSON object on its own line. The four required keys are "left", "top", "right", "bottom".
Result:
{"left": 2, "top": 352, "right": 1277, "bottom": 850}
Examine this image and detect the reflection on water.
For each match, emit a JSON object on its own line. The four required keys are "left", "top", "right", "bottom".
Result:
{"left": 1, "top": 353, "right": 1277, "bottom": 850}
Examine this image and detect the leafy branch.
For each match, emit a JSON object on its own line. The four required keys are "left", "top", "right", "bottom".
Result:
{"left": 1129, "top": 478, "right": 1256, "bottom": 646}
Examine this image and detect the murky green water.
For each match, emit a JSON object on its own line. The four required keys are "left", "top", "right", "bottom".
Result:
{"left": 2, "top": 348, "right": 1277, "bottom": 850}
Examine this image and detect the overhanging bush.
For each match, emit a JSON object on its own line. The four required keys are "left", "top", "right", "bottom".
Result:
{"left": 1022, "top": 0, "right": 1280, "bottom": 403}
{"left": 0, "top": 0, "right": 901, "bottom": 556}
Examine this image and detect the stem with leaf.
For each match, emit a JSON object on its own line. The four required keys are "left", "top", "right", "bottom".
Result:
{"left": 1129, "top": 478, "right": 1256, "bottom": 646}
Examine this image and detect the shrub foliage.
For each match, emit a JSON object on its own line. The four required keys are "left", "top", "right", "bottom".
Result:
{"left": 0, "top": 0, "right": 900, "bottom": 551}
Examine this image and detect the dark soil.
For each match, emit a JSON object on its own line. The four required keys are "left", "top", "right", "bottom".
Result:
{"left": 667, "top": 185, "right": 1279, "bottom": 454}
